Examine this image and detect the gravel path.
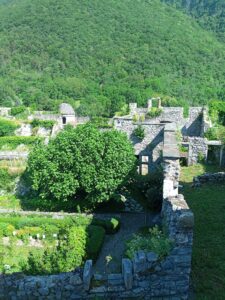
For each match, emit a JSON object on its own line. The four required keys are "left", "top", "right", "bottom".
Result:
{"left": 93, "top": 212, "right": 160, "bottom": 274}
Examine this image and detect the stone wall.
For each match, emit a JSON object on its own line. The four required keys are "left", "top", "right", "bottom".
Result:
{"left": 188, "top": 137, "right": 208, "bottom": 165}
{"left": 114, "top": 118, "right": 164, "bottom": 172}
{"left": 193, "top": 171, "right": 225, "bottom": 187}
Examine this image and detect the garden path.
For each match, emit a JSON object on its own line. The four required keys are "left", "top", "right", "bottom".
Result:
{"left": 93, "top": 212, "right": 161, "bottom": 274}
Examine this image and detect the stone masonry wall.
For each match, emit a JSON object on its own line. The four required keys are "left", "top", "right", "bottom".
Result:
{"left": 192, "top": 171, "right": 225, "bottom": 187}
{"left": 188, "top": 137, "right": 208, "bottom": 165}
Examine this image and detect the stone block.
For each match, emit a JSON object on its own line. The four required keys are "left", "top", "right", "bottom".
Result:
{"left": 83, "top": 260, "right": 92, "bottom": 291}
{"left": 178, "top": 212, "right": 194, "bottom": 228}
{"left": 122, "top": 258, "right": 133, "bottom": 290}
{"left": 108, "top": 273, "right": 123, "bottom": 285}
{"left": 69, "top": 274, "right": 82, "bottom": 286}
{"left": 133, "top": 251, "right": 147, "bottom": 273}
{"left": 146, "top": 252, "right": 158, "bottom": 263}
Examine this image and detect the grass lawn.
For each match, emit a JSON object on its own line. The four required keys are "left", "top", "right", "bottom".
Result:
{"left": 180, "top": 164, "right": 225, "bottom": 300}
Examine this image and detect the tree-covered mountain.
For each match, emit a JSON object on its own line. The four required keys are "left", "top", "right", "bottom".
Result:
{"left": 163, "top": 0, "right": 225, "bottom": 41}
{"left": 0, "top": 0, "right": 224, "bottom": 116}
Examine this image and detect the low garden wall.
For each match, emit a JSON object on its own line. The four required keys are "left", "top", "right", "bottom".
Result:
{"left": 193, "top": 171, "right": 225, "bottom": 187}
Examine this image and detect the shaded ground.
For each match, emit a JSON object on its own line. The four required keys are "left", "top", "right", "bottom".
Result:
{"left": 93, "top": 212, "right": 160, "bottom": 274}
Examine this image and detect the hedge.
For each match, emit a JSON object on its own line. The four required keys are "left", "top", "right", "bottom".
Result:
{"left": 0, "top": 136, "right": 42, "bottom": 150}
{"left": 11, "top": 106, "right": 26, "bottom": 116}
{"left": 31, "top": 119, "right": 55, "bottom": 129}
{"left": 86, "top": 225, "right": 105, "bottom": 261}
{"left": 0, "top": 118, "right": 18, "bottom": 137}
{"left": 92, "top": 217, "right": 120, "bottom": 234}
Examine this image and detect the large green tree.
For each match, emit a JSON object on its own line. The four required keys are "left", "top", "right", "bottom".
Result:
{"left": 27, "top": 125, "right": 136, "bottom": 208}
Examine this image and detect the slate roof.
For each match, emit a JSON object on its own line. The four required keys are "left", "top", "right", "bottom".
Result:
{"left": 59, "top": 103, "right": 75, "bottom": 115}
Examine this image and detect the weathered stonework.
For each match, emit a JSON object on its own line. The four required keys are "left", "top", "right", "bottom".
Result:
{"left": 188, "top": 137, "right": 208, "bottom": 165}
{"left": 193, "top": 171, "right": 225, "bottom": 187}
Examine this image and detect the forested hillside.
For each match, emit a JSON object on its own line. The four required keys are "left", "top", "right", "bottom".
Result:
{"left": 163, "top": 0, "right": 225, "bottom": 41}
{"left": 0, "top": 0, "right": 224, "bottom": 116}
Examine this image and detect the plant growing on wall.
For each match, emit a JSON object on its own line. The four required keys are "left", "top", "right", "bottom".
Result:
{"left": 133, "top": 125, "right": 145, "bottom": 140}
{"left": 147, "top": 107, "right": 162, "bottom": 118}
{"left": 27, "top": 124, "right": 136, "bottom": 207}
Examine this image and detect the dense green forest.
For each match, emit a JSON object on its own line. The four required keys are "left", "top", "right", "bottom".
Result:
{"left": 0, "top": 0, "right": 224, "bottom": 116}
{"left": 163, "top": 0, "right": 225, "bottom": 41}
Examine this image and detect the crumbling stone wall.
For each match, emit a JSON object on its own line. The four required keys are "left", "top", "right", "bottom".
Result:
{"left": 188, "top": 137, "right": 208, "bottom": 165}
{"left": 193, "top": 171, "right": 225, "bottom": 187}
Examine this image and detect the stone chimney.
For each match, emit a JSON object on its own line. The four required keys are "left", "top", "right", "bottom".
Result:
{"left": 147, "top": 99, "right": 152, "bottom": 110}
{"left": 129, "top": 103, "right": 137, "bottom": 116}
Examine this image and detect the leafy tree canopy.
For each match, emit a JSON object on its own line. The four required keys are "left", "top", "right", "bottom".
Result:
{"left": 0, "top": 0, "right": 225, "bottom": 116}
{"left": 27, "top": 125, "right": 136, "bottom": 208}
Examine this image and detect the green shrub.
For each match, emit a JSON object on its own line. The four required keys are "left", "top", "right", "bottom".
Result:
{"left": 0, "top": 136, "right": 42, "bottom": 150}
{"left": 89, "top": 117, "right": 112, "bottom": 129}
{"left": 0, "top": 222, "right": 15, "bottom": 236}
{"left": 31, "top": 119, "right": 55, "bottom": 129}
{"left": 11, "top": 106, "right": 26, "bottom": 116}
{"left": 125, "top": 226, "right": 173, "bottom": 259}
{"left": 92, "top": 217, "right": 120, "bottom": 234}
{"left": 23, "top": 225, "right": 87, "bottom": 275}
{"left": 133, "top": 125, "right": 145, "bottom": 140}
{"left": 86, "top": 225, "right": 105, "bottom": 262}
{"left": 0, "top": 168, "right": 16, "bottom": 192}
{"left": 0, "top": 119, "right": 18, "bottom": 137}
{"left": 16, "top": 226, "right": 43, "bottom": 239}
{"left": 147, "top": 107, "right": 162, "bottom": 118}
{"left": 204, "top": 127, "right": 218, "bottom": 140}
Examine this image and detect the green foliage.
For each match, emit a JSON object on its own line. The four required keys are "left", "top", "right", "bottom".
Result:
{"left": 161, "top": 96, "right": 189, "bottom": 117}
{"left": 86, "top": 225, "right": 105, "bottom": 262}
{"left": 23, "top": 226, "right": 87, "bottom": 275}
{"left": 89, "top": 117, "right": 112, "bottom": 129}
{"left": 31, "top": 119, "right": 55, "bottom": 129}
{"left": 147, "top": 107, "right": 162, "bottom": 118}
{"left": 0, "top": 0, "right": 225, "bottom": 114}
{"left": 133, "top": 125, "right": 145, "bottom": 140}
{"left": 11, "top": 106, "right": 26, "bottom": 116}
{"left": 134, "top": 169, "right": 163, "bottom": 211}
{"left": 125, "top": 226, "right": 173, "bottom": 259}
{"left": 0, "top": 136, "right": 42, "bottom": 150}
{"left": 0, "top": 118, "right": 18, "bottom": 137}
{"left": 163, "top": 0, "right": 225, "bottom": 42}
{"left": 92, "top": 217, "right": 120, "bottom": 234}
{"left": 209, "top": 100, "right": 225, "bottom": 125}
{"left": 27, "top": 125, "right": 136, "bottom": 207}
{"left": 0, "top": 168, "right": 17, "bottom": 192}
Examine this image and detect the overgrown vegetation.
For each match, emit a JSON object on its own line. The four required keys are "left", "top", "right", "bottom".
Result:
{"left": 31, "top": 119, "right": 55, "bottom": 130}
{"left": 146, "top": 107, "right": 162, "bottom": 118}
{"left": 0, "top": 0, "right": 225, "bottom": 115}
{"left": 133, "top": 125, "right": 145, "bottom": 140}
{"left": 125, "top": 226, "right": 173, "bottom": 259}
{"left": 0, "top": 119, "right": 18, "bottom": 137}
{"left": 0, "top": 136, "right": 42, "bottom": 150}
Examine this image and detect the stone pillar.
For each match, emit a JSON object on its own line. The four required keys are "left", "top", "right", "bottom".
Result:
{"left": 129, "top": 103, "right": 137, "bottom": 116}
{"left": 122, "top": 259, "right": 133, "bottom": 290}
{"left": 147, "top": 99, "right": 152, "bottom": 110}
{"left": 83, "top": 260, "right": 92, "bottom": 291}
{"left": 157, "top": 97, "right": 162, "bottom": 109}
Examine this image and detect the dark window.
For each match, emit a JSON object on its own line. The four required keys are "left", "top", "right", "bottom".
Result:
{"left": 62, "top": 116, "right": 67, "bottom": 125}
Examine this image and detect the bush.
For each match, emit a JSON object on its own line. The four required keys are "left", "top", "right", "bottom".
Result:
{"left": 147, "top": 107, "right": 162, "bottom": 118}
{"left": 92, "top": 217, "right": 120, "bottom": 234}
{"left": 133, "top": 125, "right": 145, "bottom": 140}
{"left": 0, "top": 222, "right": 15, "bottom": 236}
{"left": 86, "top": 225, "right": 105, "bottom": 261}
{"left": 0, "top": 168, "right": 16, "bottom": 192}
{"left": 11, "top": 106, "right": 26, "bottom": 116}
{"left": 27, "top": 124, "right": 136, "bottom": 207}
{"left": 23, "top": 225, "right": 87, "bottom": 275}
{"left": 16, "top": 226, "right": 43, "bottom": 239}
{"left": 0, "top": 136, "right": 42, "bottom": 150}
{"left": 89, "top": 117, "right": 112, "bottom": 129}
{"left": 125, "top": 226, "right": 173, "bottom": 259}
{"left": 31, "top": 119, "right": 55, "bottom": 129}
{"left": 0, "top": 118, "right": 18, "bottom": 137}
